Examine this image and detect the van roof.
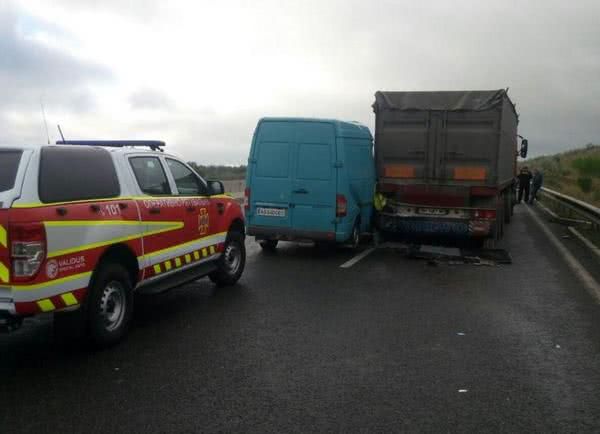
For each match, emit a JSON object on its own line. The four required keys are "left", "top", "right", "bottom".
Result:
{"left": 259, "top": 117, "right": 372, "bottom": 140}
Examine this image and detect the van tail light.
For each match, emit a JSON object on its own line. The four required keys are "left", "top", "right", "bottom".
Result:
{"left": 10, "top": 223, "right": 46, "bottom": 282}
{"left": 336, "top": 194, "right": 347, "bottom": 217}
{"left": 472, "top": 209, "right": 496, "bottom": 220}
{"left": 244, "top": 187, "right": 250, "bottom": 211}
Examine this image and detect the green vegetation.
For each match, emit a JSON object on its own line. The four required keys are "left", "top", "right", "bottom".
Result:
{"left": 188, "top": 162, "right": 246, "bottom": 180}
{"left": 524, "top": 144, "right": 600, "bottom": 207}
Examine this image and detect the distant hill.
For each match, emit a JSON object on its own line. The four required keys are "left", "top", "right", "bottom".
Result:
{"left": 524, "top": 144, "right": 600, "bottom": 207}
{"left": 188, "top": 162, "right": 246, "bottom": 181}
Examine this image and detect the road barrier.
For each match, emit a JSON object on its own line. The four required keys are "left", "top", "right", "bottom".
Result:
{"left": 540, "top": 187, "right": 600, "bottom": 231}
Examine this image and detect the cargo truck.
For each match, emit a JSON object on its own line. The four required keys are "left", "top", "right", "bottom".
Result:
{"left": 372, "top": 89, "right": 528, "bottom": 247}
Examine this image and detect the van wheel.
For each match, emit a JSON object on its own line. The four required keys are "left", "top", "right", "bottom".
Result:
{"left": 210, "top": 231, "right": 246, "bottom": 287}
{"left": 259, "top": 239, "right": 278, "bottom": 251}
{"left": 87, "top": 263, "right": 134, "bottom": 348}
{"left": 349, "top": 222, "right": 360, "bottom": 249}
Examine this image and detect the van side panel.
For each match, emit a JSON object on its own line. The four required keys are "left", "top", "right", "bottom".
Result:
{"left": 248, "top": 121, "right": 294, "bottom": 229}
{"left": 341, "top": 137, "right": 375, "bottom": 235}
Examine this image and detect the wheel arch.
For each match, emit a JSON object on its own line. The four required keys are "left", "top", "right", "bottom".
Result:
{"left": 228, "top": 218, "right": 245, "bottom": 237}
{"left": 92, "top": 243, "right": 140, "bottom": 289}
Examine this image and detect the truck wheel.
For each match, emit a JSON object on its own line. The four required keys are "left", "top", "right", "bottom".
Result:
{"left": 87, "top": 263, "right": 134, "bottom": 348}
{"left": 504, "top": 192, "right": 512, "bottom": 224}
{"left": 209, "top": 230, "right": 246, "bottom": 287}
{"left": 259, "top": 239, "right": 278, "bottom": 251}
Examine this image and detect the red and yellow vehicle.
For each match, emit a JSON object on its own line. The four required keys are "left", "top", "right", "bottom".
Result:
{"left": 0, "top": 141, "right": 245, "bottom": 346}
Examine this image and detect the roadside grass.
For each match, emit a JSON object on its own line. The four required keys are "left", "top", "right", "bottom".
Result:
{"left": 525, "top": 144, "right": 600, "bottom": 208}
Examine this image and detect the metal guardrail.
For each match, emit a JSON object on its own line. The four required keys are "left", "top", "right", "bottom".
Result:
{"left": 540, "top": 187, "right": 600, "bottom": 230}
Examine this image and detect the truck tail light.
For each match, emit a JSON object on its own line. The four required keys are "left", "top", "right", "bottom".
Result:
{"left": 244, "top": 187, "right": 250, "bottom": 211}
{"left": 472, "top": 209, "right": 496, "bottom": 220}
{"left": 10, "top": 222, "right": 46, "bottom": 281}
{"left": 336, "top": 194, "right": 347, "bottom": 217}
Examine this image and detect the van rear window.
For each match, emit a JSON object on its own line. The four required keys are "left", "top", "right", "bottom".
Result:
{"left": 0, "top": 150, "right": 23, "bottom": 192}
{"left": 39, "top": 147, "right": 120, "bottom": 203}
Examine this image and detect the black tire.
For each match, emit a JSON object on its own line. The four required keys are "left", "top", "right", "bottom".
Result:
{"left": 349, "top": 221, "right": 360, "bottom": 250}
{"left": 87, "top": 263, "right": 134, "bottom": 348}
{"left": 259, "top": 239, "right": 278, "bottom": 251}
{"left": 209, "top": 231, "right": 246, "bottom": 287}
{"left": 504, "top": 192, "right": 512, "bottom": 224}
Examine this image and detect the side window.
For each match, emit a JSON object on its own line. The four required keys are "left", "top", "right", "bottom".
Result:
{"left": 166, "top": 159, "right": 207, "bottom": 196}
{"left": 129, "top": 157, "right": 171, "bottom": 195}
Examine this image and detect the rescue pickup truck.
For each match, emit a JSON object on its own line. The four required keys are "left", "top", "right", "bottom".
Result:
{"left": 0, "top": 141, "right": 245, "bottom": 346}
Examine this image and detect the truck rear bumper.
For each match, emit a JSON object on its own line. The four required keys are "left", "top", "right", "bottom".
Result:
{"left": 248, "top": 225, "right": 336, "bottom": 242}
{"left": 377, "top": 214, "right": 492, "bottom": 237}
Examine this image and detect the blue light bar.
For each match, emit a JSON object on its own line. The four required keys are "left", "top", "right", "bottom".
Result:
{"left": 56, "top": 140, "right": 166, "bottom": 151}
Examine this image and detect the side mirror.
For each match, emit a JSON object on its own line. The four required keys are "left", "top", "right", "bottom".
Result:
{"left": 520, "top": 139, "right": 528, "bottom": 158}
{"left": 208, "top": 180, "right": 225, "bottom": 196}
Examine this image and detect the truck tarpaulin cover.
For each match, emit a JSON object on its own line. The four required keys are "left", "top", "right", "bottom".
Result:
{"left": 373, "top": 89, "right": 510, "bottom": 112}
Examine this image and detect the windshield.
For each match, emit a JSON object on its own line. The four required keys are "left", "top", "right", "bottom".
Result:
{"left": 0, "top": 150, "right": 22, "bottom": 192}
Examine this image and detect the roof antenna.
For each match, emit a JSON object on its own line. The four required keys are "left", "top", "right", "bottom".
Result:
{"left": 40, "top": 98, "right": 50, "bottom": 145}
{"left": 57, "top": 124, "right": 66, "bottom": 142}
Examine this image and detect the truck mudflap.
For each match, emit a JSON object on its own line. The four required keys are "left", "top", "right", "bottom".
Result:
{"left": 377, "top": 213, "right": 491, "bottom": 237}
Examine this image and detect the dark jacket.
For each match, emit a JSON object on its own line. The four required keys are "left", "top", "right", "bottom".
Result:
{"left": 532, "top": 172, "right": 544, "bottom": 188}
{"left": 517, "top": 171, "right": 532, "bottom": 187}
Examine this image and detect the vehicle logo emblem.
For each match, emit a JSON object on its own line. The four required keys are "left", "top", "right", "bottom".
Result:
{"left": 46, "top": 259, "right": 59, "bottom": 279}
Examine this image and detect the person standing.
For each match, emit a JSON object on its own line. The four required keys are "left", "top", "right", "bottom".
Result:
{"left": 517, "top": 166, "right": 533, "bottom": 203}
{"left": 530, "top": 168, "right": 544, "bottom": 204}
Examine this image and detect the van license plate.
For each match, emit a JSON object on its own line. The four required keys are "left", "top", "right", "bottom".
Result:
{"left": 256, "top": 207, "right": 286, "bottom": 217}
{"left": 417, "top": 207, "right": 448, "bottom": 216}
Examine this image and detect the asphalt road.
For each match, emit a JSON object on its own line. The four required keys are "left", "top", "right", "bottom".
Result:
{"left": 2, "top": 205, "right": 600, "bottom": 433}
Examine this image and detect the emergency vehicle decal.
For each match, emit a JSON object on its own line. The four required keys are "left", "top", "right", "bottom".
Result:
{"left": 44, "top": 220, "right": 183, "bottom": 258}
{"left": 198, "top": 208, "right": 209, "bottom": 235}
{"left": 150, "top": 243, "right": 221, "bottom": 276}
{"left": 0, "top": 223, "right": 8, "bottom": 283}
{"left": 139, "top": 231, "right": 227, "bottom": 266}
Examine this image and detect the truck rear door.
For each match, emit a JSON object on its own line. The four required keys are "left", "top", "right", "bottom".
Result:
{"left": 290, "top": 122, "right": 336, "bottom": 235}
{"left": 438, "top": 111, "right": 499, "bottom": 184}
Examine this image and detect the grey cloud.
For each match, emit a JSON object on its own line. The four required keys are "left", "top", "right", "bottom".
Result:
{"left": 129, "top": 88, "right": 173, "bottom": 110}
{"left": 0, "top": 2, "right": 111, "bottom": 116}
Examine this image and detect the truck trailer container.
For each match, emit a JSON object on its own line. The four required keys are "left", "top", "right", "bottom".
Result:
{"left": 372, "top": 89, "right": 527, "bottom": 246}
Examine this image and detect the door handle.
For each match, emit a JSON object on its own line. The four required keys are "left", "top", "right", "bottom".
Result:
{"left": 293, "top": 188, "right": 309, "bottom": 194}
{"left": 149, "top": 207, "right": 161, "bottom": 215}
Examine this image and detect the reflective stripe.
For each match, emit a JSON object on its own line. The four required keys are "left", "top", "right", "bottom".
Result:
{"left": 202, "top": 248, "right": 208, "bottom": 257}
{"left": 11, "top": 272, "right": 92, "bottom": 304}
{"left": 153, "top": 264, "right": 162, "bottom": 274}
{"left": 12, "top": 271, "right": 92, "bottom": 291}
{"left": 139, "top": 232, "right": 227, "bottom": 266}
{"left": 0, "top": 224, "right": 6, "bottom": 248}
{"left": 37, "top": 299, "right": 56, "bottom": 312}
{"left": 175, "top": 257, "right": 182, "bottom": 267}
{"left": 45, "top": 220, "right": 183, "bottom": 258}
{"left": 0, "top": 262, "right": 8, "bottom": 283}
{"left": 209, "top": 246, "right": 215, "bottom": 255}
{"left": 11, "top": 195, "right": 233, "bottom": 209}
{"left": 185, "top": 254, "right": 191, "bottom": 264}
{"left": 193, "top": 251, "right": 200, "bottom": 260}
{"left": 61, "top": 292, "right": 78, "bottom": 306}
{"left": 164, "top": 261, "right": 172, "bottom": 271}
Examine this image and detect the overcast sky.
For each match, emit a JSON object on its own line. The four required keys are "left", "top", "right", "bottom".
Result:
{"left": 2, "top": 0, "right": 600, "bottom": 163}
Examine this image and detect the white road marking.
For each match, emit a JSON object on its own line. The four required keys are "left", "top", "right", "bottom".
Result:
{"left": 340, "top": 247, "right": 376, "bottom": 268}
{"left": 525, "top": 205, "right": 600, "bottom": 303}
{"left": 568, "top": 226, "right": 600, "bottom": 259}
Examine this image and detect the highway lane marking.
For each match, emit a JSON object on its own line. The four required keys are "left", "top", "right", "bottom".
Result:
{"left": 568, "top": 226, "right": 600, "bottom": 259}
{"left": 525, "top": 205, "right": 600, "bottom": 303}
{"left": 340, "top": 247, "right": 376, "bottom": 268}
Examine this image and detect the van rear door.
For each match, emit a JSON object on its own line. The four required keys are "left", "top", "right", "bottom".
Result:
{"left": 249, "top": 121, "right": 293, "bottom": 229}
{"left": 290, "top": 122, "right": 336, "bottom": 236}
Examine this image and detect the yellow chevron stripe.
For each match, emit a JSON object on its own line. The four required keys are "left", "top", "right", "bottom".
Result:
{"left": 61, "top": 292, "right": 78, "bottom": 306}
{"left": 209, "top": 245, "right": 216, "bottom": 255}
{"left": 175, "top": 257, "right": 182, "bottom": 267}
{"left": 37, "top": 299, "right": 56, "bottom": 312}
{"left": 202, "top": 248, "right": 208, "bottom": 257}
{"left": 193, "top": 251, "right": 200, "bottom": 260}
{"left": 185, "top": 254, "right": 191, "bottom": 264}
{"left": 153, "top": 264, "right": 162, "bottom": 274}
{"left": 0, "top": 261, "right": 8, "bottom": 283}
{"left": 138, "top": 231, "right": 227, "bottom": 261}
{"left": 164, "top": 260, "right": 172, "bottom": 271}
{"left": 0, "top": 224, "right": 6, "bottom": 248}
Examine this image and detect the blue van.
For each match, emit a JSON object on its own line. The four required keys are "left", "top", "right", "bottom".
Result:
{"left": 245, "top": 117, "right": 375, "bottom": 250}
